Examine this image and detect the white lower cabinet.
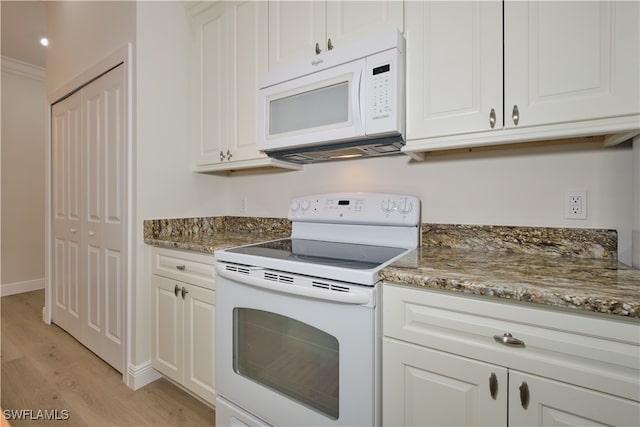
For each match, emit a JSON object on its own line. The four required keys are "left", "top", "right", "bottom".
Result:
{"left": 508, "top": 370, "right": 640, "bottom": 427}
{"left": 384, "top": 339, "right": 507, "bottom": 426}
{"left": 382, "top": 284, "right": 640, "bottom": 427}
{"left": 151, "top": 248, "right": 216, "bottom": 405}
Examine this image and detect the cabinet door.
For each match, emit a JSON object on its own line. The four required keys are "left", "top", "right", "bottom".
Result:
{"left": 268, "top": 0, "right": 325, "bottom": 70}
{"left": 191, "top": 2, "right": 229, "bottom": 166}
{"left": 151, "top": 275, "right": 184, "bottom": 384}
{"left": 405, "top": 1, "right": 503, "bottom": 141}
{"left": 509, "top": 370, "right": 640, "bottom": 427}
{"left": 227, "top": 1, "right": 269, "bottom": 163}
{"left": 183, "top": 284, "right": 216, "bottom": 405}
{"left": 383, "top": 338, "right": 508, "bottom": 427}
{"left": 326, "top": 1, "right": 403, "bottom": 51}
{"left": 504, "top": 1, "right": 640, "bottom": 129}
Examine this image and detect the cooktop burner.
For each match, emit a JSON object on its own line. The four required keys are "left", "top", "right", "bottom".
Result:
{"left": 225, "top": 238, "right": 407, "bottom": 270}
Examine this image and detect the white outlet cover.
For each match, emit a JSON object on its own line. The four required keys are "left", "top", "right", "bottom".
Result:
{"left": 564, "top": 191, "right": 587, "bottom": 219}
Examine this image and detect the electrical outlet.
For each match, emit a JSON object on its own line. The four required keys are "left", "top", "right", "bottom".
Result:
{"left": 564, "top": 191, "right": 587, "bottom": 219}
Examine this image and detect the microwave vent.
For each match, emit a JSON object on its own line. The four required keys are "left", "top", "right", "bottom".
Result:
{"left": 266, "top": 136, "right": 405, "bottom": 165}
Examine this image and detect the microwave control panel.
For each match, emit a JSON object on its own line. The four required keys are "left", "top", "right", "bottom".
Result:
{"left": 371, "top": 64, "right": 392, "bottom": 119}
{"left": 366, "top": 48, "right": 404, "bottom": 137}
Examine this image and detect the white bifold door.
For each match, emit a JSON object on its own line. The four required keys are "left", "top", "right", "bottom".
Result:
{"left": 51, "top": 64, "right": 126, "bottom": 372}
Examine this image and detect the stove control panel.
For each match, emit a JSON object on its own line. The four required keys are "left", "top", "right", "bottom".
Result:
{"left": 288, "top": 192, "right": 420, "bottom": 226}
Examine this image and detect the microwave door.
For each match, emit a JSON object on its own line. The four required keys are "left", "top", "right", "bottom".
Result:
{"left": 259, "top": 59, "right": 366, "bottom": 152}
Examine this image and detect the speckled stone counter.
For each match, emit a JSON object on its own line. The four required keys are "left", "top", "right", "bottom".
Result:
{"left": 143, "top": 216, "right": 291, "bottom": 254}
{"left": 380, "top": 224, "right": 640, "bottom": 319}
{"left": 144, "top": 218, "right": 640, "bottom": 319}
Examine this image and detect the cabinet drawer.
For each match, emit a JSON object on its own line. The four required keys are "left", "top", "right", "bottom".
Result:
{"left": 383, "top": 283, "right": 640, "bottom": 401}
{"left": 151, "top": 247, "right": 215, "bottom": 289}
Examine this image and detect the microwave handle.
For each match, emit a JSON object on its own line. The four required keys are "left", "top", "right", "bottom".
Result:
{"left": 216, "top": 264, "right": 371, "bottom": 305}
{"left": 356, "top": 65, "right": 366, "bottom": 128}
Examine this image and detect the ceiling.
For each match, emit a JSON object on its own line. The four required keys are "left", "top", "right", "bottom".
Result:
{"left": 1, "top": 1, "right": 47, "bottom": 68}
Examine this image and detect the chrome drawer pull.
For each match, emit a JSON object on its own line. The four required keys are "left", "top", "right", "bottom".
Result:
{"left": 176, "top": 265, "right": 186, "bottom": 271}
{"left": 174, "top": 284, "right": 180, "bottom": 297}
{"left": 512, "top": 105, "right": 520, "bottom": 125}
{"left": 489, "top": 108, "right": 496, "bottom": 128}
{"left": 493, "top": 332, "right": 525, "bottom": 347}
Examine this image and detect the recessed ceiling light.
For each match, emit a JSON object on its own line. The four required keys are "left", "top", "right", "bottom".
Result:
{"left": 40, "top": 38, "right": 49, "bottom": 47}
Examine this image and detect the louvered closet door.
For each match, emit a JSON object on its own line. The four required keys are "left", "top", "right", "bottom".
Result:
{"left": 52, "top": 91, "right": 83, "bottom": 340}
{"left": 81, "top": 65, "right": 126, "bottom": 372}
{"left": 51, "top": 64, "right": 126, "bottom": 373}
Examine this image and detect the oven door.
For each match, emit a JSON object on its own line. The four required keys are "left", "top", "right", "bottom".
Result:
{"left": 215, "top": 264, "right": 378, "bottom": 427}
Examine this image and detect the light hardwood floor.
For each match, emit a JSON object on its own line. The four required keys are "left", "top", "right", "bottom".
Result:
{"left": 1, "top": 290, "right": 214, "bottom": 426}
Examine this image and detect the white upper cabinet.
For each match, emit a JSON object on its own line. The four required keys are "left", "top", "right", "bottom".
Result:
{"left": 190, "top": 2, "right": 227, "bottom": 167}
{"left": 188, "top": 1, "right": 301, "bottom": 172}
{"left": 405, "top": 1, "right": 503, "bottom": 140}
{"left": 405, "top": 0, "right": 640, "bottom": 153}
{"left": 504, "top": 0, "right": 640, "bottom": 128}
{"left": 268, "top": 1, "right": 326, "bottom": 70}
{"left": 268, "top": 0, "right": 404, "bottom": 71}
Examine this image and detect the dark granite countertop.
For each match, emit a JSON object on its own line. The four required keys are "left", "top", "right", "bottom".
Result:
{"left": 144, "top": 218, "right": 640, "bottom": 319}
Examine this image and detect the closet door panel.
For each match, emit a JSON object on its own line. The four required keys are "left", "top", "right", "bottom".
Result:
{"left": 80, "top": 64, "right": 126, "bottom": 372}
{"left": 51, "top": 91, "right": 83, "bottom": 339}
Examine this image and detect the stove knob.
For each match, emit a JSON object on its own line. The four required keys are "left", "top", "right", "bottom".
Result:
{"left": 397, "top": 199, "right": 413, "bottom": 214}
{"left": 301, "top": 200, "right": 311, "bottom": 211}
{"left": 381, "top": 199, "right": 396, "bottom": 213}
{"left": 290, "top": 200, "right": 300, "bottom": 212}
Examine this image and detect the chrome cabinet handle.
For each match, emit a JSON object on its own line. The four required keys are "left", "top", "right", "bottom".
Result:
{"left": 315, "top": 42, "right": 321, "bottom": 55}
{"left": 519, "top": 381, "right": 530, "bottom": 409}
{"left": 88, "top": 231, "right": 95, "bottom": 236}
{"left": 327, "top": 38, "right": 334, "bottom": 51}
{"left": 489, "top": 108, "right": 496, "bottom": 128}
{"left": 176, "top": 265, "right": 186, "bottom": 271}
{"left": 226, "top": 149, "right": 232, "bottom": 161}
{"left": 70, "top": 228, "right": 77, "bottom": 234}
{"left": 219, "top": 150, "right": 225, "bottom": 162}
{"left": 493, "top": 332, "right": 525, "bottom": 347}
{"left": 174, "top": 284, "right": 180, "bottom": 297}
{"left": 512, "top": 105, "right": 520, "bottom": 125}
{"left": 489, "top": 372, "right": 498, "bottom": 400}
{"left": 181, "top": 286, "right": 189, "bottom": 299}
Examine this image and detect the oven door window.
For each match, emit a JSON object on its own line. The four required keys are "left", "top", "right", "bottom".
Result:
{"left": 233, "top": 308, "right": 339, "bottom": 420}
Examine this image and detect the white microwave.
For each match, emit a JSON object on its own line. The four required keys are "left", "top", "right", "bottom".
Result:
{"left": 258, "top": 30, "right": 405, "bottom": 164}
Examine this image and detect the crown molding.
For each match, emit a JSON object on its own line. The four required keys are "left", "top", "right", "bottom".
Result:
{"left": 1, "top": 56, "right": 46, "bottom": 81}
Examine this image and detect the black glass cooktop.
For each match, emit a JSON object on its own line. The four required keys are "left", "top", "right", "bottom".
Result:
{"left": 225, "top": 238, "right": 407, "bottom": 270}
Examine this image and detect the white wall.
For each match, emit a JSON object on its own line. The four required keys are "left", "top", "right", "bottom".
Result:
{"left": 135, "top": 0, "right": 226, "bottom": 368}
{"left": 45, "top": 1, "right": 136, "bottom": 96}
{"left": 1, "top": 59, "right": 47, "bottom": 295}
{"left": 226, "top": 141, "right": 635, "bottom": 266}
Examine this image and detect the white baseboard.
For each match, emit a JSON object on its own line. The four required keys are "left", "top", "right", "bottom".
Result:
{"left": 126, "top": 361, "right": 162, "bottom": 391}
{"left": 1, "top": 278, "right": 45, "bottom": 297}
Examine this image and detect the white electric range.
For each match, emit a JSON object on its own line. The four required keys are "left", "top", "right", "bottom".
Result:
{"left": 214, "top": 192, "right": 420, "bottom": 427}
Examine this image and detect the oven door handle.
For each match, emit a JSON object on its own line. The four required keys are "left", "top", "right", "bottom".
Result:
{"left": 216, "top": 265, "right": 372, "bottom": 305}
